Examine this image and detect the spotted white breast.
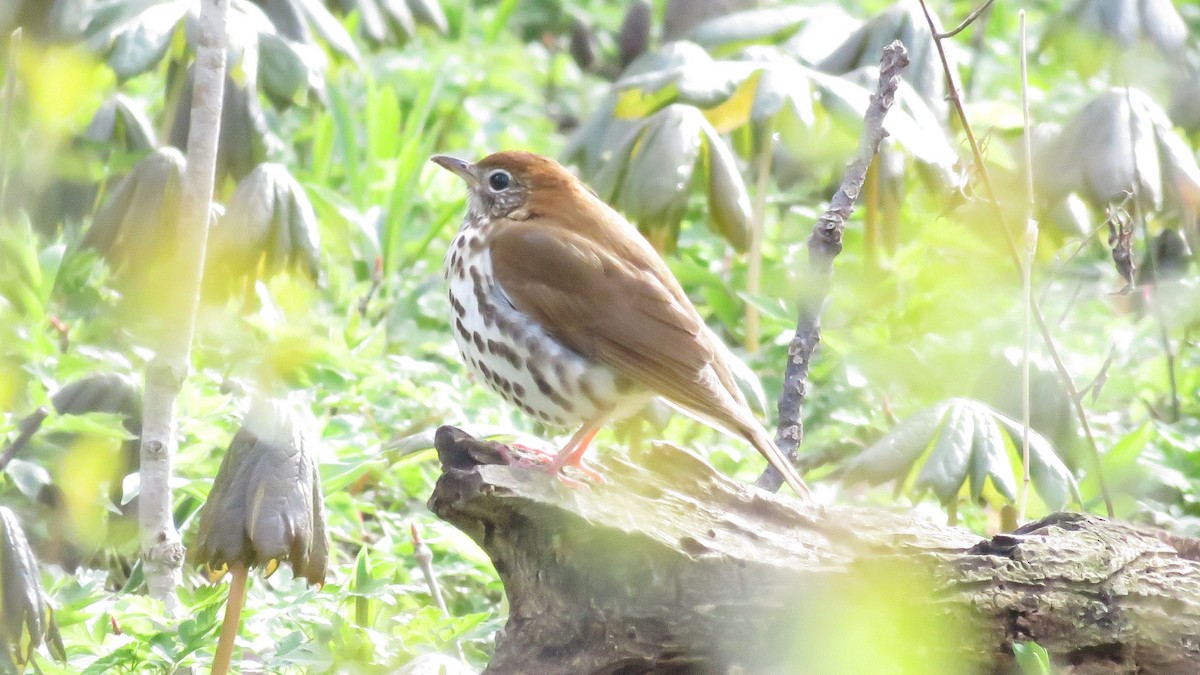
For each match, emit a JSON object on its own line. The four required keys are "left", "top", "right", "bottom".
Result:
{"left": 443, "top": 219, "right": 648, "bottom": 427}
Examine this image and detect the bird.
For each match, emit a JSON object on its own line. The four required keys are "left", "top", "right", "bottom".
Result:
{"left": 431, "top": 150, "right": 811, "bottom": 499}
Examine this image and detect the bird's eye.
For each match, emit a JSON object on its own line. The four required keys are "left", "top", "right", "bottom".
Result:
{"left": 488, "top": 170, "right": 511, "bottom": 192}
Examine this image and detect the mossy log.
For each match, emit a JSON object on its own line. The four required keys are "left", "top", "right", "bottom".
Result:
{"left": 427, "top": 427, "right": 1200, "bottom": 675}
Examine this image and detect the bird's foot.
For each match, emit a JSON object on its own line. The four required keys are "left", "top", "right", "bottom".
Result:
{"left": 499, "top": 442, "right": 556, "bottom": 468}
{"left": 546, "top": 458, "right": 605, "bottom": 486}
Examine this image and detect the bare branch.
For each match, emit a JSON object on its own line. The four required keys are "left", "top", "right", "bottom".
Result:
{"left": 756, "top": 42, "right": 910, "bottom": 491}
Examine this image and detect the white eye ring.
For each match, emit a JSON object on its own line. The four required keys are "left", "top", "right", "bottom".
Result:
{"left": 487, "top": 169, "right": 512, "bottom": 192}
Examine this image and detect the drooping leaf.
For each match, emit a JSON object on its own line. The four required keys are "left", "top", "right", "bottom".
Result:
{"left": 0, "top": 507, "right": 65, "bottom": 668}
{"left": 845, "top": 399, "right": 1079, "bottom": 511}
{"left": 688, "top": 6, "right": 814, "bottom": 56}
{"left": 193, "top": 396, "right": 329, "bottom": 586}
{"left": 843, "top": 401, "right": 950, "bottom": 485}
{"left": 817, "top": 1, "right": 946, "bottom": 113}
{"left": 207, "top": 162, "right": 322, "bottom": 298}
{"left": 82, "top": 146, "right": 186, "bottom": 279}
{"left": 83, "top": 94, "right": 156, "bottom": 152}
{"left": 699, "top": 123, "right": 751, "bottom": 251}
{"left": 616, "top": 104, "right": 703, "bottom": 247}
{"left": 51, "top": 373, "right": 143, "bottom": 433}
{"left": 914, "top": 402, "right": 974, "bottom": 503}
{"left": 1036, "top": 88, "right": 1200, "bottom": 217}
{"left": 84, "top": 0, "right": 191, "bottom": 80}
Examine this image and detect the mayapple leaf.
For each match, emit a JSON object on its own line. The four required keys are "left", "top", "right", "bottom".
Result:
{"left": 847, "top": 399, "right": 1077, "bottom": 510}
{"left": 618, "top": 104, "right": 703, "bottom": 247}
{"left": 0, "top": 507, "right": 64, "bottom": 667}
{"left": 818, "top": 1, "right": 946, "bottom": 111}
{"left": 689, "top": 6, "right": 814, "bottom": 55}
{"left": 968, "top": 405, "right": 1017, "bottom": 502}
{"left": 994, "top": 412, "right": 1081, "bottom": 511}
{"left": 208, "top": 162, "right": 321, "bottom": 294}
{"left": 82, "top": 146, "right": 186, "bottom": 277}
{"left": 914, "top": 402, "right": 974, "bottom": 504}
{"left": 700, "top": 123, "right": 751, "bottom": 252}
{"left": 258, "top": 31, "right": 326, "bottom": 107}
{"left": 85, "top": 0, "right": 191, "bottom": 80}
{"left": 193, "top": 396, "right": 329, "bottom": 586}
{"left": 1036, "top": 87, "right": 1200, "bottom": 215}
{"left": 84, "top": 94, "right": 156, "bottom": 152}
{"left": 51, "top": 373, "right": 142, "bottom": 430}
{"left": 843, "top": 401, "right": 950, "bottom": 484}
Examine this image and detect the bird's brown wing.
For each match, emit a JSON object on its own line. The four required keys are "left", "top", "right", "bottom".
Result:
{"left": 489, "top": 220, "right": 746, "bottom": 426}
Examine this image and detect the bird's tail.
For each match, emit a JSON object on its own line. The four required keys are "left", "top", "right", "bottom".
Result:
{"left": 746, "top": 424, "right": 811, "bottom": 500}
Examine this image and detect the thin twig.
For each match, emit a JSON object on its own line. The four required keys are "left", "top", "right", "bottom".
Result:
{"left": 756, "top": 42, "right": 910, "bottom": 491}
{"left": 938, "top": 0, "right": 997, "bottom": 40}
{"left": 411, "top": 522, "right": 466, "bottom": 661}
{"left": 211, "top": 564, "right": 248, "bottom": 675}
{"left": 917, "top": 0, "right": 1115, "bottom": 517}
{"left": 1018, "top": 10, "right": 1036, "bottom": 523}
{"left": 0, "top": 407, "right": 48, "bottom": 473}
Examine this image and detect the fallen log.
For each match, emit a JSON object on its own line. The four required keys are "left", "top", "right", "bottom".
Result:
{"left": 427, "top": 427, "right": 1200, "bottom": 675}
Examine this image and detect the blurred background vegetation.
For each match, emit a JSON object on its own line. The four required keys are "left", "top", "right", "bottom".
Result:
{"left": 0, "top": 0, "right": 1198, "bottom": 671}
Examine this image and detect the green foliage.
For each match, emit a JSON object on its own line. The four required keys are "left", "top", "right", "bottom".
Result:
{"left": 1, "top": 0, "right": 1199, "bottom": 671}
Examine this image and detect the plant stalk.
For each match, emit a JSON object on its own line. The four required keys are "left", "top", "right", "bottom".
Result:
{"left": 211, "top": 564, "right": 248, "bottom": 675}
{"left": 917, "top": 0, "right": 1114, "bottom": 517}
{"left": 139, "top": 0, "right": 230, "bottom": 610}
{"left": 1018, "top": 11, "right": 1036, "bottom": 522}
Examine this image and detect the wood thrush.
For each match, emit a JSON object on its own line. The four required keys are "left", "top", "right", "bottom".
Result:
{"left": 432, "top": 151, "right": 811, "bottom": 499}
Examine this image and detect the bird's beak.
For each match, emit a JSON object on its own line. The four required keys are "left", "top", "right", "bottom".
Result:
{"left": 431, "top": 155, "right": 477, "bottom": 185}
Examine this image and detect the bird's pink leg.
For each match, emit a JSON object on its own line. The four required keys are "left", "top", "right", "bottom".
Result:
{"left": 546, "top": 416, "right": 607, "bottom": 483}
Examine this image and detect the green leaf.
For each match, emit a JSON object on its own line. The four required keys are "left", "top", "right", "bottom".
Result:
{"left": 617, "top": 105, "right": 703, "bottom": 247}
{"left": 994, "top": 411, "right": 1081, "bottom": 511}
{"left": 85, "top": 0, "right": 190, "bottom": 80}
{"left": 914, "top": 402, "right": 974, "bottom": 504}
{"left": 969, "top": 407, "right": 1017, "bottom": 502}
{"left": 699, "top": 123, "right": 751, "bottom": 251}
{"left": 1013, "top": 641, "right": 1053, "bottom": 675}
{"left": 844, "top": 402, "right": 950, "bottom": 485}
{"left": 688, "top": 7, "right": 813, "bottom": 55}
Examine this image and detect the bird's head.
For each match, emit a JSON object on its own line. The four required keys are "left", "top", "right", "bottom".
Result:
{"left": 431, "top": 151, "right": 583, "bottom": 221}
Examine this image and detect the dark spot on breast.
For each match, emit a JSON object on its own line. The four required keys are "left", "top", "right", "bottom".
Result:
{"left": 480, "top": 301, "right": 496, "bottom": 328}
{"left": 456, "top": 236, "right": 466, "bottom": 249}
{"left": 513, "top": 383, "right": 526, "bottom": 398}
{"left": 470, "top": 268, "right": 487, "bottom": 305}
{"left": 454, "top": 318, "right": 469, "bottom": 339}
{"left": 524, "top": 337, "right": 545, "bottom": 363}
{"left": 553, "top": 359, "right": 570, "bottom": 391}
{"left": 469, "top": 237, "right": 485, "bottom": 253}
{"left": 472, "top": 331, "right": 485, "bottom": 351}
{"left": 579, "top": 378, "right": 605, "bottom": 408}
{"left": 497, "top": 377, "right": 512, "bottom": 393}
{"left": 479, "top": 362, "right": 493, "bottom": 381}
{"left": 532, "top": 368, "right": 575, "bottom": 413}
{"left": 487, "top": 339, "right": 521, "bottom": 368}
{"left": 450, "top": 294, "right": 466, "bottom": 317}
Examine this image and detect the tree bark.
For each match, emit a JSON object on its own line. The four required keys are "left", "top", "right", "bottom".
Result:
{"left": 138, "top": 0, "right": 229, "bottom": 610}
{"left": 428, "top": 427, "right": 1200, "bottom": 675}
